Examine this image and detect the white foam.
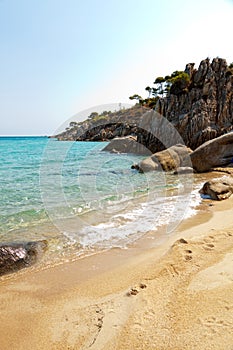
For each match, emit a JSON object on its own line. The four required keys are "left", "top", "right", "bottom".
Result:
{"left": 76, "top": 187, "right": 201, "bottom": 248}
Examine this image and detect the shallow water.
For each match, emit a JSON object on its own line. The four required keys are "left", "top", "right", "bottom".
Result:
{"left": 0, "top": 136, "right": 202, "bottom": 266}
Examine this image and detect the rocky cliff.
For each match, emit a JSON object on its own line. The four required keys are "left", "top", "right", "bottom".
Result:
{"left": 154, "top": 57, "right": 233, "bottom": 150}
{"left": 53, "top": 57, "right": 233, "bottom": 153}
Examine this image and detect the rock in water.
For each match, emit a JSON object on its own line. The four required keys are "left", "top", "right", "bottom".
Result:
{"left": 0, "top": 240, "right": 47, "bottom": 276}
{"left": 136, "top": 144, "right": 192, "bottom": 172}
{"left": 191, "top": 133, "right": 233, "bottom": 172}
{"left": 102, "top": 136, "right": 150, "bottom": 155}
{"left": 199, "top": 176, "right": 233, "bottom": 200}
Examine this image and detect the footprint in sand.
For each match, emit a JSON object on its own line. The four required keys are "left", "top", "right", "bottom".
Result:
{"left": 203, "top": 243, "right": 215, "bottom": 251}
{"left": 202, "top": 237, "right": 215, "bottom": 251}
{"left": 126, "top": 283, "right": 147, "bottom": 296}
{"left": 171, "top": 238, "right": 193, "bottom": 263}
{"left": 184, "top": 249, "right": 193, "bottom": 261}
{"left": 204, "top": 235, "right": 215, "bottom": 243}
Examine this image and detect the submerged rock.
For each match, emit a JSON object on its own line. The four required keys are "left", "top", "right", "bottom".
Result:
{"left": 191, "top": 133, "right": 233, "bottom": 172}
{"left": 135, "top": 144, "right": 192, "bottom": 172}
{"left": 199, "top": 176, "right": 233, "bottom": 200}
{"left": 0, "top": 240, "right": 47, "bottom": 276}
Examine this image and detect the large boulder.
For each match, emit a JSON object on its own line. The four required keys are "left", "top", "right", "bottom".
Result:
{"left": 102, "top": 136, "right": 151, "bottom": 155}
{"left": 0, "top": 240, "right": 47, "bottom": 276}
{"left": 134, "top": 144, "right": 192, "bottom": 172}
{"left": 191, "top": 133, "right": 233, "bottom": 172}
{"left": 199, "top": 176, "right": 233, "bottom": 200}
{"left": 132, "top": 157, "right": 158, "bottom": 172}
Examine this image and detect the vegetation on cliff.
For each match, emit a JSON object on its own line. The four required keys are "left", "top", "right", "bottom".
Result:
{"left": 131, "top": 59, "right": 233, "bottom": 106}
{"left": 53, "top": 105, "right": 148, "bottom": 141}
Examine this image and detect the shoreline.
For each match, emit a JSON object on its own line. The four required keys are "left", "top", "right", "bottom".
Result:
{"left": 0, "top": 173, "right": 200, "bottom": 272}
{"left": 1, "top": 194, "right": 233, "bottom": 349}
{"left": 0, "top": 170, "right": 213, "bottom": 272}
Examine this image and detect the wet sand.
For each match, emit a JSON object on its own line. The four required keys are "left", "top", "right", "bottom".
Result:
{"left": 0, "top": 196, "right": 233, "bottom": 349}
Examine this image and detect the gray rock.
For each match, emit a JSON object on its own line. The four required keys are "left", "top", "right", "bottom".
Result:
{"left": 137, "top": 144, "right": 192, "bottom": 172}
{"left": 138, "top": 156, "right": 159, "bottom": 172}
{"left": 0, "top": 240, "right": 47, "bottom": 276}
{"left": 199, "top": 176, "right": 233, "bottom": 200}
{"left": 191, "top": 132, "right": 233, "bottom": 172}
{"left": 154, "top": 57, "right": 233, "bottom": 151}
{"left": 102, "top": 136, "right": 151, "bottom": 155}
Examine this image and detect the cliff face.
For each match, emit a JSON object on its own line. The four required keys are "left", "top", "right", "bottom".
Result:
{"left": 155, "top": 57, "right": 233, "bottom": 150}
{"left": 54, "top": 57, "right": 233, "bottom": 153}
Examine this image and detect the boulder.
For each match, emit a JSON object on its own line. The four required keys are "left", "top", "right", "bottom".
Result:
{"left": 102, "top": 136, "right": 151, "bottom": 155}
{"left": 136, "top": 156, "right": 159, "bottom": 172}
{"left": 0, "top": 240, "right": 47, "bottom": 276}
{"left": 199, "top": 176, "right": 233, "bottom": 200}
{"left": 136, "top": 144, "right": 192, "bottom": 172}
{"left": 190, "top": 133, "right": 233, "bottom": 172}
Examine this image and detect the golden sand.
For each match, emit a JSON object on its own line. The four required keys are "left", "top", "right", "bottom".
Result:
{"left": 0, "top": 197, "right": 233, "bottom": 349}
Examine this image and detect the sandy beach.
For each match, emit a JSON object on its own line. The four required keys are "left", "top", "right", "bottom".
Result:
{"left": 1, "top": 195, "right": 233, "bottom": 350}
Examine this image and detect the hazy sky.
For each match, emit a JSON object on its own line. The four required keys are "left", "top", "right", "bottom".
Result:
{"left": 1, "top": 0, "right": 233, "bottom": 135}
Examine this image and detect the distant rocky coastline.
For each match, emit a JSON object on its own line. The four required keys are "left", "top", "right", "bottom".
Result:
{"left": 52, "top": 105, "right": 149, "bottom": 144}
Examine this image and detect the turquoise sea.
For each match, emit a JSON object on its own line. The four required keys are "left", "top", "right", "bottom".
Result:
{"left": 0, "top": 136, "right": 200, "bottom": 266}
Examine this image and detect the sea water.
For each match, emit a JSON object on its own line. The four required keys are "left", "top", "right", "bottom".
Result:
{"left": 0, "top": 136, "right": 201, "bottom": 265}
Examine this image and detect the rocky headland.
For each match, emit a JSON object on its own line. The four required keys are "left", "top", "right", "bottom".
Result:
{"left": 53, "top": 57, "right": 233, "bottom": 154}
{"left": 52, "top": 57, "right": 233, "bottom": 201}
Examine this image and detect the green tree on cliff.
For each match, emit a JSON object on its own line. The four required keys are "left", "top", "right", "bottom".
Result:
{"left": 129, "top": 68, "right": 191, "bottom": 106}
{"left": 153, "top": 76, "right": 165, "bottom": 96}
{"left": 129, "top": 94, "right": 143, "bottom": 104}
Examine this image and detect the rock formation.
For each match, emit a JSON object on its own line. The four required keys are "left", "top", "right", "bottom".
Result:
{"left": 144, "top": 57, "right": 233, "bottom": 151}
{"left": 102, "top": 136, "right": 151, "bottom": 155}
{"left": 132, "top": 144, "right": 192, "bottom": 172}
{"left": 200, "top": 176, "right": 233, "bottom": 200}
{"left": 53, "top": 57, "right": 233, "bottom": 156}
{"left": 190, "top": 132, "right": 233, "bottom": 172}
{"left": 0, "top": 240, "right": 47, "bottom": 276}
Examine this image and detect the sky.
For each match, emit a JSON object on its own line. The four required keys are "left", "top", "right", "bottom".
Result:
{"left": 0, "top": 0, "right": 233, "bottom": 136}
